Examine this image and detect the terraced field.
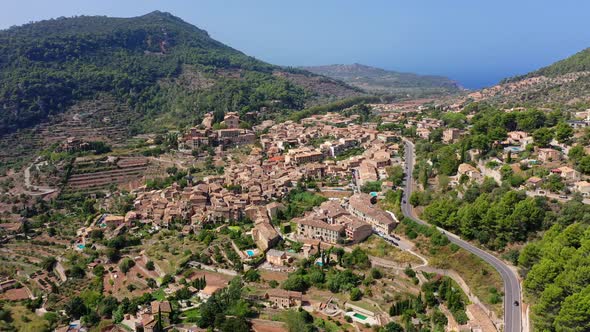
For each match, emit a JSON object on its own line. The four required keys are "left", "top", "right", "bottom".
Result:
{"left": 0, "top": 241, "right": 66, "bottom": 276}
{"left": 45, "top": 278, "right": 92, "bottom": 310}
{"left": 63, "top": 157, "right": 149, "bottom": 194}
{"left": 0, "top": 94, "right": 135, "bottom": 172}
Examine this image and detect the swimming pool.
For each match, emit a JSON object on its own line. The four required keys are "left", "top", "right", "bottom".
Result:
{"left": 246, "top": 250, "right": 255, "bottom": 257}
{"left": 370, "top": 192, "right": 378, "bottom": 197}
{"left": 504, "top": 146, "right": 523, "bottom": 153}
{"left": 353, "top": 313, "right": 367, "bottom": 320}
{"left": 77, "top": 244, "right": 85, "bottom": 250}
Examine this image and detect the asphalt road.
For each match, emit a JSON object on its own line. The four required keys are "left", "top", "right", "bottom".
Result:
{"left": 401, "top": 139, "right": 522, "bottom": 332}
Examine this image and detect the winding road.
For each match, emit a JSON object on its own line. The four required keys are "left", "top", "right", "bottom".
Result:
{"left": 401, "top": 139, "right": 522, "bottom": 332}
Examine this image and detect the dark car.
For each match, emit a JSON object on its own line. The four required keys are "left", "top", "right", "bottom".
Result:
{"left": 514, "top": 301, "right": 519, "bottom": 306}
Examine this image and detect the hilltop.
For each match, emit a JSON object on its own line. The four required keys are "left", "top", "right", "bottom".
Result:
{"left": 301, "top": 63, "right": 462, "bottom": 95}
{"left": 0, "top": 11, "right": 362, "bottom": 135}
{"left": 506, "top": 47, "right": 590, "bottom": 81}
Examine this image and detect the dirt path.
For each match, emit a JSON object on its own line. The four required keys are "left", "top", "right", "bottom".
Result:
{"left": 23, "top": 157, "right": 56, "bottom": 196}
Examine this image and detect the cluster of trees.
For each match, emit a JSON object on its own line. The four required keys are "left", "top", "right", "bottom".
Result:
{"left": 198, "top": 277, "right": 253, "bottom": 331}
{"left": 360, "top": 181, "right": 383, "bottom": 193}
{"left": 277, "top": 186, "right": 327, "bottom": 221}
{"left": 282, "top": 265, "right": 363, "bottom": 296}
{"left": 228, "top": 228, "right": 255, "bottom": 250}
{"left": 422, "top": 186, "right": 548, "bottom": 249}
{"left": 386, "top": 165, "right": 405, "bottom": 187}
{"left": 519, "top": 199, "right": 590, "bottom": 331}
{"left": 421, "top": 276, "right": 468, "bottom": 324}
{"left": 280, "top": 246, "right": 372, "bottom": 303}
{"left": 63, "top": 289, "right": 159, "bottom": 328}
{"left": 104, "top": 234, "right": 141, "bottom": 262}
{"left": 568, "top": 144, "right": 590, "bottom": 175}
{"left": 384, "top": 274, "right": 466, "bottom": 331}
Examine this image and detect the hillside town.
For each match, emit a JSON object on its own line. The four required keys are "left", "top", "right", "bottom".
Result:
{"left": 3, "top": 95, "right": 590, "bottom": 332}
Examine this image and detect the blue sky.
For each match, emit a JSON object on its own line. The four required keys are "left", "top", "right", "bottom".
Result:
{"left": 2, "top": 0, "right": 589, "bottom": 89}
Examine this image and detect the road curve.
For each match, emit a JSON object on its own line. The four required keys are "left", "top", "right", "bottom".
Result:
{"left": 401, "top": 139, "right": 522, "bottom": 332}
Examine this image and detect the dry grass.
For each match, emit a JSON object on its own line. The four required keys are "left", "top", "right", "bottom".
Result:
{"left": 429, "top": 246, "right": 504, "bottom": 315}
{"left": 144, "top": 232, "right": 208, "bottom": 274}
{"left": 6, "top": 305, "right": 49, "bottom": 332}
{"left": 358, "top": 235, "right": 422, "bottom": 265}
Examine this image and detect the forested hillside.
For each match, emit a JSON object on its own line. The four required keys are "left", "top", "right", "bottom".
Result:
{"left": 0, "top": 11, "right": 360, "bottom": 134}
{"left": 519, "top": 201, "right": 590, "bottom": 330}
{"left": 507, "top": 48, "right": 590, "bottom": 81}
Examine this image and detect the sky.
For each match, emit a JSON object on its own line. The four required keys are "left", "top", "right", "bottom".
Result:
{"left": 2, "top": 0, "right": 589, "bottom": 89}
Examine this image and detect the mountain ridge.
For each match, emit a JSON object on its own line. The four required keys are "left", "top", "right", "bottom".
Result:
{"left": 0, "top": 11, "right": 362, "bottom": 134}
{"left": 503, "top": 47, "right": 590, "bottom": 83}
{"left": 300, "top": 63, "right": 463, "bottom": 94}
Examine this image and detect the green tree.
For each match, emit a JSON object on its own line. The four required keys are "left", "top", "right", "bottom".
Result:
{"left": 41, "top": 257, "right": 57, "bottom": 271}
{"left": 146, "top": 260, "right": 155, "bottom": 271}
{"left": 554, "top": 122, "right": 574, "bottom": 143}
{"left": 371, "top": 268, "right": 383, "bottom": 279}
{"left": 243, "top": 269, "right": 261, "bottom": 282}
{"left": 350, "top": 287, "right": 362, "bottom": 301}
{"left": 578, "top": 155, "right": 590, "bottom": 174}
{"left": 382, "top": 321, "right": 404, "bottom": 332}
{"left": 386, "top": 165, "right": 405, "bottom": 186}
{"left": 554, "top": 285, "right": 590, "bottom": 332}
{"left": 119, "top": 258, "right": 135, "bottom": 274}
{"left": 282, "top": 274, "right": 308, "bottom": 292}
{"left": 81, "top": 311, "right": 100, "bottom": 327}
{"left": 533, "top": 127, "right": 554, "bottom": 147}
{"left": 543, "top": 174, "right": 565, "bottom": 193}
{"left": 220, "top": 316, "right": 250, "bottom": 332}
{"left": 360, "top": 181, "right": 382, "bottom": 193}
{"left": 436, "top": 146, "right": 459, "bottom": 176}
{"left": 568, "top": 145, "right": 586, "bottom": 163}
{"left": 65, "top": 296, "right": 87, "bottom": 319}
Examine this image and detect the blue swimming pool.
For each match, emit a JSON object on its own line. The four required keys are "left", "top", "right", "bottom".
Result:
{"left": 77, "top": 244, "right": 85, "bottom": 250}
{"left": 505, "top": 146, "right": 523, "bottom": 153}
{"left": 246, "top": 250, "right": 255, "bottom": 257}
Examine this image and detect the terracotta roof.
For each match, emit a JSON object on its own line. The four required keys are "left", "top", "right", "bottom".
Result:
{"left": 151, "top": 300, "right": 172, "bottom": 313}
{"left": 349, "top": 193, "right": 395, "bottom": 226}
{"left": 294, "top": 217, "right": 344, "bottom": 232}
{"left": 266, "top": 249, "right": 286, "bottom": 258}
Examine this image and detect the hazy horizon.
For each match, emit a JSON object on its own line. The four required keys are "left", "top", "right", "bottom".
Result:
{"left": 2, "top": 0, "right": 589, "bottom": 89}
